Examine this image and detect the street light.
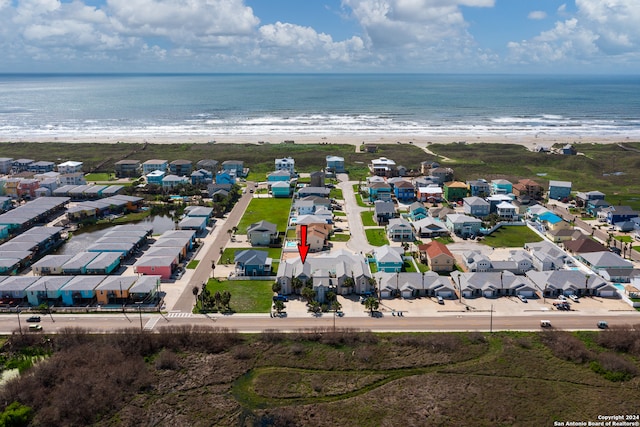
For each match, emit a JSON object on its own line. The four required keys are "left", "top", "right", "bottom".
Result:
{"left": 136, "top": 301, "right": 144, "bottom": 331}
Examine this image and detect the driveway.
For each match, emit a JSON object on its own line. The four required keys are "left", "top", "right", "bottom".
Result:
{"left": 337, "top": 174, "right": 374, "bottom": 254}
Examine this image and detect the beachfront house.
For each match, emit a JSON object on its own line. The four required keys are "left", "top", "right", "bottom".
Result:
{"left": 275, "top": 157, "right": 295, "bottom": 176}
{"left": 548, "top": 180, "right": 572, "bottom": 201}
{"left": 114, "top": 160, "right": 140, "bottom": 178}
{"left": 142, "top": 159, "right": 168, "bottom": 175}
{"left": 326, "top": 155, "right": 345, "bottom": 173}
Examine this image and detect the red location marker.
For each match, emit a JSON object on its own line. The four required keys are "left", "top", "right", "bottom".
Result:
{"left": 298, "top": 224, "right": 310, "bottom": 263}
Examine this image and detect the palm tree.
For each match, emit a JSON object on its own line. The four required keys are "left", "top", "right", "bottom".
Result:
{"left": 272, "top": 282, "right": 282, "bottom": 294}
{"left": 364, "top": 296, "right": 379, "bottom": 316}
{"left": 301, "top": 287, "right": 316, "bottom": 304}
{"left": 273, "top": 300, "right": 285, "bottom": 314}
{"left": 192, "top": 286, "right": 199, "bottom": 308}
{"left": 214, "top": 291, "right": 222, "bottom": 310}
{"left": 221, "top": 290, "right": 231, "bottom": 311}
{"left": 291, "top": 277, "right": 304, "bottom": 295}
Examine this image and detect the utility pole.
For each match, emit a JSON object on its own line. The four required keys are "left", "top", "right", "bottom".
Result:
{"left": 490, "top": 303, "right": 494, "bottom": 333}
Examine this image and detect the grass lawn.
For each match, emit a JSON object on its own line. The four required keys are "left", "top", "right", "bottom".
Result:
{"left": 481, "top": 225, "right": 543, "bottom": 248}
{"left": 330, "top": 188, "right": 343, "bottom": 200}
{"left": 85, "top": 172, "right": 116, "bottom": 182}
{"left": 331, "top": 233, "right": 350, "bottom": 242}
{"left": 368, "top": 261, "right": 378, "bottom": 273}
{"left": 416, "top": 262, "right": 430, "bottom": 272}
{"left": 218, "top": 247, "right": 282, "bottom": 264}
{"left": 333, "top": 211, "right": 346, "bottom": 217}
{"left": 186, "top": 260, "right": 199, "bottom": 269}
{"left": 360, "top": 211, "right": 377, "bottom": 226}
{"left": 615, "top": 235, "right": 633, "bottom": 243}
{"left": 352, "top": 185, "right": 370, "bottom": 207}
{"left": 402, "top": 259, "right": 417, "bottom": 272}
{"left": 96, "top": 210, "right": 150, "bottom": 225}
{"left": 365, "top": 228, "right": 389, "bottom": 246}
{"left": 434, "top": 236, "right": 454, "bottom": 244}
{"left": 237, "top": 198, "right": 292, "bottom": 234}
{"left": 205, "top": 279, "right": 273, "bottom": 313}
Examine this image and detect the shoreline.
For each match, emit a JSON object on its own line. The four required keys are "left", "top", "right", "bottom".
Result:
{"left": 1, "top": 133, "right": 635, "bottom": 150}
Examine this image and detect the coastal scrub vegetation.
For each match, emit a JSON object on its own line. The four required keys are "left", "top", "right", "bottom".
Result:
{"left": 1, "top": 327, "right": 639, "bottom": 426}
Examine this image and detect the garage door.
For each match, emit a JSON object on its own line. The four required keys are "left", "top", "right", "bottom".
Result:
{"left": 518, "top": 290, "right": 534, "bottom": 297}
{"left": 436, "top": 290, "right": 453, "bottom": 298}
{"left": 380, "top": 290, "right": 392, "bottom": 299}
{"left": 598, "top": 290, "right": 616, "bottom": 297}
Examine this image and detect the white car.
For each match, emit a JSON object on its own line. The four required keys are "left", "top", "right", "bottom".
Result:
{"left": 569, "top": 294, "right": 579, "bottom": 302}
{"left": 558, "top": 295, "right": 567, "bottom": 302}
{"left": 517, "top": 295, "right": 528, "bottom": 303}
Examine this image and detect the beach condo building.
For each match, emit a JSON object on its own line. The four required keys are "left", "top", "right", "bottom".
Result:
{"left": 57, "top": 161, "right": 83, "bottom": 174}
{"left": 216, "top": 171, "right": 236, "bottom": 185}
{"left": 12, "top": 159, "right": 34, "bottom": 173}
{"left": 326, "top": 155, "right": 345, "bottom": 173}
{"left": 467, "top": 179, "right": 490, "bottom": 197}
{"left": 196, "top": 159, "right": 219, "bottom": 173}
{"left": 548, "top": 180, "right": 572, "bottom": 201}
{"left": 491, "top": 179, "right": 513, "bottom": 195}
{"left": 221, "top": 160, "right": 244, "bottom": 177}
{"left": 512, "top": 179, "right": 543, "bottom": 201}
{"left": 28, "top": 161, "right": 56, "bottom": 174}
{"left": 369, "top": 157, "right": 398, "bottom": 177}
{"left": 142, "top": 159, "right": 168, "bottom": 175}
{"left": 59, "top": 172, "right": 86, "bottom": 186}
{"left": 443, "top": 181, "right": 468, "bottom": 203}
{"left": 169, "top": 159, "right": 192, "bottom": 176}
{"left": 146, "top": 170, "right": 165, "bottom": 185}
{"left": 162, "top": 174, "right": 189, "bottom": 191}
{"left": 275, "top": 157, "right": 295, "bottom": 176}
{"left": 114, "top": 159, "right": 141, "bottom": 178}
{"left": 0, "top": 158, "right": 13, "bottom": 174}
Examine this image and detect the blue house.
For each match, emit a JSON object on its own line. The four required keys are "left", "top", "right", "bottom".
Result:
{"left": 26, "top": 276, "right": 73, "bottom": 307}
{"left": 326, "top": 155, "right": 345, "bottom": 173}
{"left": 491, "top": 179, "right": 513, "bottom": 195}
{"left": 271, "top": 181, "right": 292, "bottom": 198}
{"left": 368, "top": 181, "right": 392, "bottom": 202}
{"left": 393, "top": 180, "right": 415, "bottom": 202}
{"left": 234, "top": 250, "right": 272, "bottom": 276}
{"left": 538, "top": 211, "right": 564, "bottom": 228}
{"left": 60, "top": 275, "right": 105, "bottom": 306}
{"left": 373, "top": 246, "right": 404, "bottom": 273}
{"left": 467, "top": 180, "right": 491, "bottom": 197}
{"left": 215, "top": 171, "right": 236, "bottom": 185}
{"left": 603, "top": 206, "right": 639, "bottom": 225}
{"left": 408, "top": 202, "right": 428, "bottom": 221}
{"left": 221, "top": 160, "right": 244, "bottom": 177}
{"left": 548, "top": 180, "right": 572, "bottom": 201}
{"left": 267, "top": 170, "right": 291, "bottom": 182}
{"left": 191, "top": 169, "right": 213, "bottom": 185}
{"left": 146, "top": 170, "right": 165, "bottom": 185}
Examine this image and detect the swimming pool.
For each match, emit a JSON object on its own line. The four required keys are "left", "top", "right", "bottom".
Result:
{"left": 613, "top": 283, "right": 625, "bottom": 291}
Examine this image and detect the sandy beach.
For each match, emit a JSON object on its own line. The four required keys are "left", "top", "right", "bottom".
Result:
{"left": 7, "top": 132, "right": 634, "bottom": 150}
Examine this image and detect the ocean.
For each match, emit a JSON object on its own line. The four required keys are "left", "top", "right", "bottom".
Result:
{"left": 0, "top": 73, "right": 639, "bottom": 141}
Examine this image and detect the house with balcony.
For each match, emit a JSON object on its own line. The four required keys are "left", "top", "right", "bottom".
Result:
{"left": 114, "top": 160, "right": 140, "bottom": 178}
{"left": 491, "top": 179, "right": 513, "bottom": 195}
{"left": 0, "top": 158, "right": 13, "bottom": 174}
{"left": 408, "top": 202, "right": 428, "bottom": 221}
{"left": 59, "top": 172, "right": 86, "bottom": 186}
{"left": 368, "top": 181, "right": 392, "bottom": 202}
{"left": 373, "top": 245, "right": 404, "bottom": 273}
{"left": 221, "top": 160, "right": 245, "bottom": 178}
{"left": 576, "top": 190, "right": 605, "bottom": 205}
{"left": 419, "top": 241, "right": 455, "bottom": 272}
{"left": 496, "top": 201, "right": 518, "bottom": 220}
{"left": 445, "top": 213, "right": 482, "bottom": 237}
{"left": 169, "top": 159, "right": 192, "bottom": 176}
{"left": 463, "top": 197, "right": 490, "bottom": 217}
{"left": 374, "top": 200, "right": 396, "bottom": 225}
{"left": 326, "top": 155, "right": 345, "bottom": 173}
{"left": 369, "top": 157, "right": 398, "bottom": 177}
{"left": 443, "top": 181, "right": 468, "bottom": 203}
{"left": 275, "top": 157, "right": 295, "bottom": 176}
{"left": 12, "top": 159, "right": 34, "bottom": 173}
{"left": 57, "top": 161, "right": 83, "bottom": 174}
{"left": 161, "top": 174, "right": 189, "bottom": 191}
{"left": 17, "top": 179, "right": 40, "bottom": 199}
{"left": 146, "top": 170, "right": 165, "bottom": 185}
{"left": 190, "top": 169, "right": 213, "bottom": 185}
{"left": 271, "top": 181, "right": 292, "bottom": 198}
{"left": 601, "top": 206, "right": 639, "bottom": 225}
{"left": 247, "top": 220, "right": 278, "bottom": 246}
{"left": 234, "top": 250, "right": 272, "bottom": 277}
{"left": 142, "top": 159, "right": 168, "bottom": 175}
{"left": 467, "top": 179, "right": 491, "bottom": 197}
{"left": 26, "top": 161, "right": 55, "bottom": 174}
{"left": 392, "top": 179, "right": 415, "bottom": 202}
{"left": 196, "top": 159, "right": 219, "bottom": 173}
{"left": 387, "top": 218, "right": 413, "bottom": 242}
{"left": 417, "top": 184, "right": 443, "bottom": 203}
{"left": 548, "top": 180, "right": 572, "bottom": 201}
{"left": 429, "top": 167, "right": 454, "bottom": 185}
{"left": 412, "top": 217, "right": 449, "bottom": 238}
{"left": 512, "top": 179, "right": 543, "bottom": 201}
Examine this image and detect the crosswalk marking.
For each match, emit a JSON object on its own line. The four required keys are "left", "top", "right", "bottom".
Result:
{"left": 167, "top": 312, "right": 193, "bottom": 318}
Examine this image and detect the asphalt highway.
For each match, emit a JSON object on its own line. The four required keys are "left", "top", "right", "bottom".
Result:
{"left": 3, "top": 312, "right": 638, "bottom": 335}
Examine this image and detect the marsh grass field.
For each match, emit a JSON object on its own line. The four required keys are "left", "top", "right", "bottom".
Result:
{"left": 1, "top": 328, "right": 639, "bottom": 426}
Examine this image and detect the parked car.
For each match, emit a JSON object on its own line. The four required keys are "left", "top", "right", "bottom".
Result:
{"left": 569, "top": 294, "right": 579, "bottom": 302}
{"left": 334, "top": 228, "right": 343, "bottom": 232}
{"left": 597, "top": 320, "right": 609, "bottom": 329}
{"left": 517, "top": 295, "right": 528, "bottom": 303}
{"left": 437, "top": 296, "right": 444, "bottom": 304}
{"left": 26, "top": 316, "right": 41, "bottom": 323}
{"left": 272, "top": 295, "right": 288, "bottom": 302}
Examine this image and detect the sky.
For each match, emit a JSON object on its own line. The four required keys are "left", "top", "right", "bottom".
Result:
{"left": 0, "top": 0, "right": 639, "bottom": 74}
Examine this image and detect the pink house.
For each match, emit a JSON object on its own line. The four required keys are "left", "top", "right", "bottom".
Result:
{"left": 133, "top": 255, "right": 175, "bottom": 279}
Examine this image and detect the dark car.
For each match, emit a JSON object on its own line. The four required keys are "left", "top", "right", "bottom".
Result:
{"left": 272, "top": 295, "right": 288, "bottom": 302}
{"left": 26, "top": 316, "right": 41, "bottom": 323}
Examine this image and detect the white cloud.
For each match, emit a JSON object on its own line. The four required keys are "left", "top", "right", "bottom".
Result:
{"left": 528, "top": 10, "right": 546, "bottom": 20}
{"left": 508, "top": 0, "right": 640, "bottom": 68}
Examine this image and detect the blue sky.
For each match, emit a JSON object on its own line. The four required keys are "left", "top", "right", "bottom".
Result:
{"left": 0, "top": 0, "right": 638, "bottom": 73}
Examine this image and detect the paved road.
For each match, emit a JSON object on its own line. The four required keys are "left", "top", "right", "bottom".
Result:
{"left": 3, "top": 312, "right": 638, "bottom": 335}
{"left": 338, "top": 174, "right": 374, "bottom": 254}
{"left": 171, "top": 183, "right": 255, "bottom": 313}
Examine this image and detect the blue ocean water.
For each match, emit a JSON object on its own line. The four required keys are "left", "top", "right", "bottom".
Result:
{"left": 0, "top": 73, "right": 639, "bottom": 141}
